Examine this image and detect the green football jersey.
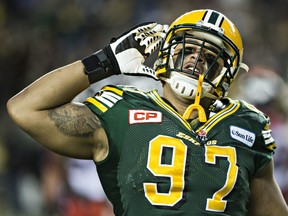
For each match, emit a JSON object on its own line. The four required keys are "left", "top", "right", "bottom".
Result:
{"left": 84, "top": 85, "right": 275, "bottom": 216}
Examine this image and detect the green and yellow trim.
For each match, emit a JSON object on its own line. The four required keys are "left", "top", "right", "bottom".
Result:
{"left": 102, "top": 85, "right": 124, "bottom": 96}
{"left": 196, "top": 99, "right": 241, "bottom": 133}
{"left": 85, "top": 97, "right": 108, "bottom": 113}
{"left": 148, "top": 90, "right": 192, "bottom": 131}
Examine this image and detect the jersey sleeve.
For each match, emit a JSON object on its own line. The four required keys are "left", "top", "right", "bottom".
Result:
{"left": 83, "top": 85, "right": 130, "bottom": 158}
{"left": 83, "top": 85, "right": 125, "bottom": 117}
{"left": 241, "top": 101, "right": 276, "bottom": 174}
{"left": 82, "top": 85, "right": 149, "bottom": 163}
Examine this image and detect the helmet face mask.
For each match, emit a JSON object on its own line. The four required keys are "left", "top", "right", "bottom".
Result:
{"left": 172, "top": 31, "right": 227, "bottom": 83}
{"left": 155, "top": 9, "right": 246, "bottom": 99}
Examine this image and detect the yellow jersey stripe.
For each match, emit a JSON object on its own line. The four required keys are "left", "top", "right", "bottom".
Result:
{"left": 102, "top": 86, "right": 123, "bottom": 96}
{"left": 85, "top": 97, "right": 108, "bottom": 113}
{"left": 266, "top": 143, "right": 276, "bottom": 151}
{"left": 148, "top": 91, "right": 192, "bottom": 131}
{"left": 197, "top": 100, "right": 241, "bottom": 133}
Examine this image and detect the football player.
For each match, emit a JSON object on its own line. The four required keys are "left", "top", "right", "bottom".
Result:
{"left": 7, "top": 9, "right": 288, "bottom": 215}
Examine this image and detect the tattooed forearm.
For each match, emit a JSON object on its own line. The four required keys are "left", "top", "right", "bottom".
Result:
{"left": 48, "top": 103, "right": 101, "bottom": 137}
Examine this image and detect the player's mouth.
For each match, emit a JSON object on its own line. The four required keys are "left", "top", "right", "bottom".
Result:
{"left": 183, "top": 64, "right": 202, "bottom": 78}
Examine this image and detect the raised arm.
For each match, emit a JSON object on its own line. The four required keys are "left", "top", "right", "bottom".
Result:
{"left": 6, "top": 61, "right": 109, "bottom": 161}
{"left": 7, "top": 23, "right": 167, "bottom": 161}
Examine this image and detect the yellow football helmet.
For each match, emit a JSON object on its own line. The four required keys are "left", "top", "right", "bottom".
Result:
{"left": 155, "top": 9, "right": 248, "bottom": 99}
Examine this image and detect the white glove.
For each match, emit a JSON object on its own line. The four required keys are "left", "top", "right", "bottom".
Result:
{"left": 107, "top": 22, "right": 168, "bottom": 80}
{"left": 82, "top": 22, "right": 168, "bottom": 83}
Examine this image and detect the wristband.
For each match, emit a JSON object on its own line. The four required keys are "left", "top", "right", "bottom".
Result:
{"left": 82, "top": 49, "right": 116, "bottom": 84}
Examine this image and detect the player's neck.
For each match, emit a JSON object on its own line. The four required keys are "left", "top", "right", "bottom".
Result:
{"left": 162, "top": 84, "right": 213, "bottom": 119}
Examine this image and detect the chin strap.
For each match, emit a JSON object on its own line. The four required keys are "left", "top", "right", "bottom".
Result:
{"left": 183, "top": 73, "right": 207, "bottom": 122}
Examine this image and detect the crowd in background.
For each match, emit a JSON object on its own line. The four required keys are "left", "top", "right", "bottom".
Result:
{"left": 0, "top": 0, "right": 288, "bottom": 215}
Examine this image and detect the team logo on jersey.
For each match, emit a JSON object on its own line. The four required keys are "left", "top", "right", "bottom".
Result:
{"left": 230, "top": 126, "right": 255, "bottom": 147}
{"left": 197, "top": 129, "right": 207, "bottom": 142}
{"left": 129, "top": 110, "right": 162, "bottom": 124}
{"left": 176, "top": 132, "right": 200, "bottom": 146}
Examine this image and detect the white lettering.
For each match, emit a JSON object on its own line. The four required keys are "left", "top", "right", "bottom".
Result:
{"left": 230, "top": 126, "right": 255, "bottom": 147}
{"left": 129, "top": 110, "right": 162, "bottom": 124}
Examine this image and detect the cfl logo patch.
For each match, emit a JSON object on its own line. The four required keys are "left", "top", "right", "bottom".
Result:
{"left": 129, "top": 110, "right": 162, "bottom": 124}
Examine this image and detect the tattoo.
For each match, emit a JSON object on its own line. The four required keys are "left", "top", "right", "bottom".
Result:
{"left": 48, "top": 103, "right": 101, "bottom": 138}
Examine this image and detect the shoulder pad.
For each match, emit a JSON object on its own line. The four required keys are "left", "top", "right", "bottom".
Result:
{"left": 239, "top": 100, "right": 276, "bottom": 151}
{"left": 240, "top": 100, "right": 270, "bottom": 123}
{"left": 83, "top": 85, "right": 150, "bottom": 115}
{"left": 84, "top": 85, "right": 124, "bottom": 114}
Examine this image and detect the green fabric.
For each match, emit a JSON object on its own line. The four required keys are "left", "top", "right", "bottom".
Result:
{"left": 84, "top": 85, "right": 274, "bottom": 216}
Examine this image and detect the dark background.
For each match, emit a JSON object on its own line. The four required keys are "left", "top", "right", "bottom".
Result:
{"left": 0, "top": 0, "right": 287, "bottom": 215}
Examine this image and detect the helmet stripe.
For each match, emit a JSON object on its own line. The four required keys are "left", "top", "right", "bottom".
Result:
{"left": 203, "top": 10, "right": 224, "bottom": 28}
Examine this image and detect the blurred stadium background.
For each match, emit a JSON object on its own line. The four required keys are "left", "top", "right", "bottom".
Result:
{"left": 0, "top": 0, "right": 288, "bottom": 215}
